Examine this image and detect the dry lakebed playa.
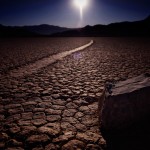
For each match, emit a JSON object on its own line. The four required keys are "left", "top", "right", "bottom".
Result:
{"left": 0, "top": 37, "right": 150, "bottom": 150}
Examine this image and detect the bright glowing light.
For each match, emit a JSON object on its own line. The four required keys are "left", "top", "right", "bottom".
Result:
{"left": 74, "top": 0, "right": 88, "bottom": 20}
{"left": 74, "top": 0, "right": 87, "bottom": 8}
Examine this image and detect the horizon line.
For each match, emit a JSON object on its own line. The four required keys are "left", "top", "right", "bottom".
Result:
{"left": 0, "top": 15, "right": 149, "bottom": 28}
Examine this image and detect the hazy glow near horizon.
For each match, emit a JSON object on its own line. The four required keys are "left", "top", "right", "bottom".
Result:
{"left": 74, "top": 0, "right": 88, "bottom": 20}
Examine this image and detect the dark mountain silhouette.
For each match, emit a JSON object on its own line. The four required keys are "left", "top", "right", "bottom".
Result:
{"left": 0, "top": 24, "right": 70, "bottom": 37}
{"left": 0, "top": 25, "right": 38, "bottom": 37}
{"left": 52, "top": 15, "right": 150, "bottom": 37}
{"left": 23, "top": 24, "right": 69, "bottom": 35}
{"left": 0, "top": 15, "right": 150, "bottom": 37}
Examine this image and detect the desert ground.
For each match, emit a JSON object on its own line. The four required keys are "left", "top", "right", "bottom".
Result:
{"left": 0, "top": 37, "right": 150, "bottom": 150}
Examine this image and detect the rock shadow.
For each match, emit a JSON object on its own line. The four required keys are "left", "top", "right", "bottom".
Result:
{"left": 101, "top": 118, "right": 150, "bottom": 150}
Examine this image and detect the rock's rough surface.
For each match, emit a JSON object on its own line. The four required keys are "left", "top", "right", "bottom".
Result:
{"left": 100, "top": 74, "right": 150, "bottom": 130}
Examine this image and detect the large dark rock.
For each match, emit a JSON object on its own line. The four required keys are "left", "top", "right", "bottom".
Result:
{"left": 99, "top": 73, "right": 150, "bottom": 131}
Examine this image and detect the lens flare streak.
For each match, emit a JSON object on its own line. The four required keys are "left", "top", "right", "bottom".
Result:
{"left": 74, "top": 0, "right": 88, "bottom": 20}
{"left": 80, "top": 6, "right": 83, "bottom": 19}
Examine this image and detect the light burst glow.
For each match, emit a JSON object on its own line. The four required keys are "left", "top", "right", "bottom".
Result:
{"left": 74, "top": 0, "right": 88, "bottom": 20}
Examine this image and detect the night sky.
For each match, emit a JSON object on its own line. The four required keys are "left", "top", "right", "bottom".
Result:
{"left": 0, "top": 0, "right": 150, "bottom": 27}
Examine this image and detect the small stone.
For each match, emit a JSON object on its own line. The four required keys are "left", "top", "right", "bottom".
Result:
{"left": 66, "top": 98, "right": 72, "bottom": 102}
{"left": 21, "top": 112, "right": 33, "bottom": 120}
{"left": 0, "top": 133, "right": 9, "bottom": 141}
{"left": 33, "top": 112, "right": 45, "bottom": 119}
{"left": 51, "top": 105, "right": 65, "bottom": 110}
{"left": 45, "top": 143, "right": 59, "bottom": 150}
{"left": 66, "top": 102, "right": 78, "bottom": 109}
{"left": 51, "top": 94, "right": 60, "bottom": 99}
{"left": 98, "top": 138, "right": 106, "bottom": 147}
{"left": 81, "top": 115, "right": 98, "bottom": 127}
{"left": 32, "top": 145, "right": 44, "bottom": 150}
{"left": 74, "top": 123, "right": 87, "bottom": 132}
{"left": 18, "top": 120, "right": 32, "bottom": 126}
{"left": 38, "top": 102, "right": 52, "bottom": 108}
{"left": 26, "top": 134, "right": 50, "bottom": 145}
{"left": 45, "top": 109, "right": 62, "bottom": 115}
{"left": 79, "top": 106, "right": 90, "bottom": 112}
{"left": 52, "top": 99, "right": 66, "bottom": 105}
{"left": 81, "top": 93, "right": 88, "bottom": 97}
{"left": 89, "top": 126, "right": 100, "bottom": 134}
{"left": 61, "top": 88, "right": 69, "bottom": 93}
{"left": 5, "top": 116, "right": 14, "bottom": 124}
{"left": 7, "top": 139, "right": 23, "bottom": 147}
{"left": 88, "top": 93, "right": 96, "bottom": 98}
{"left": 8, "top": 107, "right": 24, "bottom": 115}
{"left": 18, "top": 126, "right": 37, "bottom": 138}
{"left": 74, "top": 112, "right": 84, "bottom": 119}
{"left": 42, "top": 90, "right": 50, "bottom": 95}
{"left": 62, "top": 109, "right": 76, "bottom": 117}
{"left": 74, "top": 99, "right": 88, "bottom": 106}
{"left": 5, "top": 104, "right": 21, "bottom": 110}
{"left": 32, "top": 119, "right": 47, "bottom": 126}
{"left": 38, "top": 123, "right": 61, "bottom": 136}
{"left": 85, "top": 96, "right": 95, "bottom": 103}
{"left": 73, "top": 90, "right": 81, "bottom": 95}
{"left": 96, "top": 93, "right": 102, "bottom": 97}
{"left": 76, "top": 131, "right": 101, "bottom": 143}
{"left": 9, "top": 126, "right": 20, "bottom": 134}
{"left": 46, "top": 115, "right": 61, "bottom": 122}
{"left": 12, "top": 114, "right": 21, "bottom": 121}
{"left": 16, "top": 93, "right": 27, "bottom": 97}
{"left": 22, "top": 101, "right": 37, "bottom": 106}
{"left": 86, "top": 144, "right": 102, "bottom": 150}
{"left": 61, "top": 122, "right": 77, "bottom": 132}
{"left": 33, "top": 108, "right": 45, "bottom": 112}
{"left": 88, "top": 102, "right": 98, "bottom": 110}
{"left": 62, "top": 117, "right": 79, "bottom": 124}
{"left": 53, "top": 131, "right": 74, "bottom": 143}
{"left": 62, "top": 139, "right": 85, "bottom": 150}
{"left": 61, "top": 94, "right": 70, "bottom": 99}
{"left": 24, "top": 104, "right": 35, "bottom": 112}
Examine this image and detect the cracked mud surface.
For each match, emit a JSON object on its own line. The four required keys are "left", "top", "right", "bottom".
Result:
{"left": 0, "top": 37, "right": 150, "bottom": 150}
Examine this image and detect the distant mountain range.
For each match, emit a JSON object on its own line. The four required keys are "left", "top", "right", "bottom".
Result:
{"left": 52, "top": 15, "right": 150, "bottom": 37}
{"left": 23, "top": 24, "right": 69, "bottom": 35}
{"left": 0, "top": 15, "right": 150, "bottom": 37}
{"left": 0, "top": 24, "right": 70, "bottom": 37}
